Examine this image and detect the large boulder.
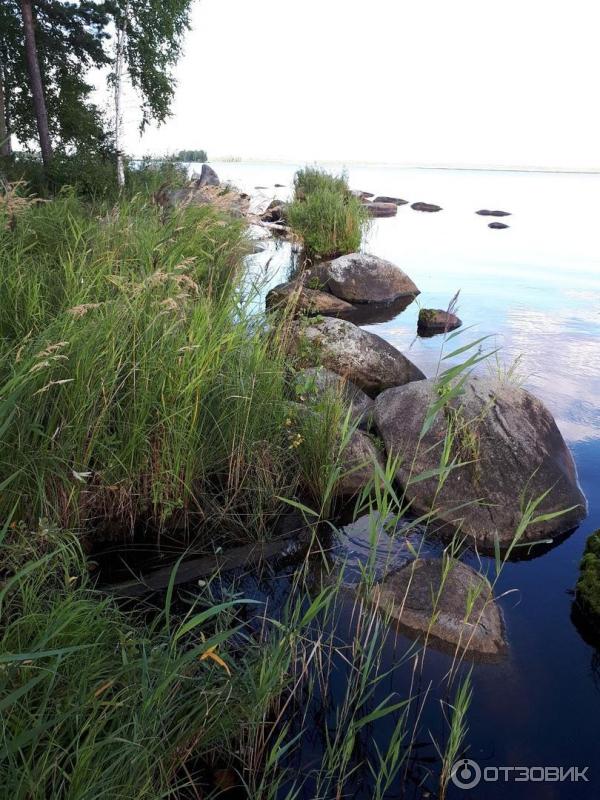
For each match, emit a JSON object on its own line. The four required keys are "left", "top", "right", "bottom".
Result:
{"left": 313, "top": 253, "right": 420, "bottom": 305}
{"left": 411, "top": 201, "right": 442, "bottom": 212}
{"left": 373, "top": 377, "right": 587, "bottom": 550}
{"left": 196, "top": 163, "right": 220, "bottom": 187}
{"left": 337, "top": 429, "right": 384, "bottom": 497}
{"left": 288, "top": 317, "right": 426, "bottom": 397}
{"left": 266, "top": 280, "right": 354, "bottom": 318}
{"left": 417, "top": 308, "right": 462, "bottom": 336}
{"left": 294, "top": 367, "right": 374, "bottom": 429}
{"left": 374, "top": 558, "right": 506, "bottom": 656}
{"left": 364, "top": 202, "right": 398, "bottom": 218}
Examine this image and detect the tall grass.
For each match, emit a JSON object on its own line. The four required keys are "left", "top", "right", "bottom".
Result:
{"left": 0, "top": 193, "right": 306, "bottom": 541}
{"left": 287, "top": 167, "right": 369, "bottom": 261}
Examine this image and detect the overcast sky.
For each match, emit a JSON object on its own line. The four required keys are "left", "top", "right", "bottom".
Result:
{"left": 117, "top": 0, "right": 600, "bottom": 169}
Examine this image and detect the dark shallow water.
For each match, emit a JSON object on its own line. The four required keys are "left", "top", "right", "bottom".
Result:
{"left": 196, "top": 162, "right": 600, "bottom": 797}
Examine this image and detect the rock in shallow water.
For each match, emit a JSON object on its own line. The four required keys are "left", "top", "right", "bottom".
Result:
{"left": 476, "top": 209, "right": 511, "bottom": 217}
{"left": 266, "top": 280, "right": 354, "bottom": 317}
{"left": 374, "top": 558, "right": 506, "bottom": 656}
{"left": 373, "top": 376, "right": 586, "bottom": 550}
{"left": 417, "top": 308, "right": 462, "bottom": 336}
{"left": 313, "top": 252, "right": 420, "bottom": 305}
{"left": 288, "top": 317, "right": 426, "bottom": 397}
{"left": 373, "top": 196, "right": 409, "bottom": 206}
{"left": 488, "top": 221, "right": 509, "bottom": 229}
{"left": 411, "top": 201, "right": 442, "bottom": 212}
{"left": 363, "top": 202, "right": 398, "bottom": 218}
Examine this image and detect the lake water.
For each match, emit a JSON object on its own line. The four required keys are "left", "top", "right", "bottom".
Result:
{"left": 196, "top": 161, "right": 600, "bottom": 798}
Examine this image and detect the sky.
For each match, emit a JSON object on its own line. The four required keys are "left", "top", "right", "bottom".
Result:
{"left": 115, "top": 0, "right": 600, "bottom": 170}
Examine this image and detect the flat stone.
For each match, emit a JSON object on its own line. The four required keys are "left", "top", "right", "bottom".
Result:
{"left": 266, "top": 280, "right": 354, "bottom": 317}
{"left": 364, "top": 202, "right": 398, "bottom": 218}
{"left": 372, "top": 196, "right": 409, "bottom": 206}
{"left": 488, "top": 222, "right": 509, "bottom": 229}
{"left": 374, "top": 558, "right": 506, "bottom": 656}
{"left": 476, "top": 209, "right": 511, "bottom": 217}
{"left": 411, "top": 202, "right": 442, "bottom": 212}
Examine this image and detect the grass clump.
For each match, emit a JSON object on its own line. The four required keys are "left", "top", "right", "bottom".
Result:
{"left": 0, "top": 528, "right": 290, "bottom": 800}
{"left": 0, "top": 192, "right": 301, "bottom": 542}
{"left": 287, "top": 167, "right": 369, "bottom": 261}
{"left": 576, "top": 529, "right": 600, "bottom": 629}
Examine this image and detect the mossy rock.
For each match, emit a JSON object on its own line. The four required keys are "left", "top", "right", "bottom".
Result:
{"left": 576, "top": 530, "right": 600, "bottom": 629}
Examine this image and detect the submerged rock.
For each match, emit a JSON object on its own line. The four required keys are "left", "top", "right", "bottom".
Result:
{"left": 266, "top": 280, "right": 354, "bottom": 317}
{"left": 417, "top": 308, "right": 462, "bottom": 336}
{"left": 312, "top": 253, "right": 420, "bottom": 305}
{"left": 411, "top": 201, "right": 442, "bottom": 212}
{"left": 364, "top": 202, "right": 398, "bottom": 218}
{"left": 373, "top": 196, "right": 409, "bottom": 206}
{"left": 288, "top": 317, "right": 425, "bottom": 396}
{"left": 374, "top": 558, "right": 506, "bottom": 656}
{"left": 488, "top": 222, "right": 509, "bottom": 230}
{"left": 337, "top": 429, "right": 384, "bottom": 497}
{"left": 476, "top": 209, "right": 511, "bottom": 217}
{"left": 294, "top": 367, "right": 374, "bottom": 429}
{"left": 575, "top": 529, "right": 600, "bottom": 632}
{"left": 373, "top": 376, "right": 586, "bottom": 550}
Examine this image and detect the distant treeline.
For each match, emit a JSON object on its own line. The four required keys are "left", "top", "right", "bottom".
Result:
{"left": 174, "top": 149, "right": 208, "bottom": 162}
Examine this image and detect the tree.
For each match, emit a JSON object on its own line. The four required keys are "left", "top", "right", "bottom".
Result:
{"left": 0, "top": 54, "right": 10, "bottom": 157}
{"left": 19, "top": 0, "right": 52, "bottom": 165}
{"left": 107, "top": 0, "right": 194, "bottom": 186}
{"left": 0, "top": 1, "right": 111, "bottom": 157}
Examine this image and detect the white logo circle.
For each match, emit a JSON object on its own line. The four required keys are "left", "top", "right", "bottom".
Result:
{"left": 451, "top": 758, "right": 482, "bottom": 789}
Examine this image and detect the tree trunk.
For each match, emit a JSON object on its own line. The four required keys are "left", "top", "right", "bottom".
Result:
{"left": 114, "top": 1, "right": 130, "bottom": 189}
{"left": 20, "top": 0, "right": 52, "bottom": 166}
{"left": 0, "top": 62, "right": 10, "bottom": 158}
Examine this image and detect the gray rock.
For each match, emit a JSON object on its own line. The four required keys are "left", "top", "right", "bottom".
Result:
{"left": 337, "top": 429, "right": 384, "bottom": 497}
{"left": 196, "top": 163, "right": 220, "bottom": 187}
{"left": 313, "top": 253, "right": 420, "bottom": 305}
{"left": 266, "top": 281, "right": 354, "bottom": 318}
{"left": 294, "top": 367, "right": 374, "bottom": 429}
{"left": 411, "top": 202, "right": 442, "bottom": 212}
{"left": 351, "top": 189, "right": 374, "bottom": 200}
{"left": 372, "top": 196, "right": 409, "bottom": 206}
{"left": 417, "top": 308, "right": 462, "bottom": 336}
{"left": 488, "top": 222, "right": 509, "bottom": 230}
{"left": 288, "top": 316, "right": 425, "bottom": 396}
{"left": 364, "top": 202, "right": 398, "bottom": 218}
{"left": 373, "top": 377, "right": 587, "bottom": 550}
{"left": 476, "top": 209, "right": 511, "bottom": 217}
{"left": 374, "top": 558, "right": 506, "bottom": 656}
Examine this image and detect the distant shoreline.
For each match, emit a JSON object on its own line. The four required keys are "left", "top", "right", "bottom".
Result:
{"left": 132, "top": 156, "right": 600, "bottom": 175}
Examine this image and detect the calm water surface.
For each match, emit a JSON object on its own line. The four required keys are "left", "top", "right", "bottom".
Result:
{"left": 196, "top": 162, "right": 600, "bottom": 798}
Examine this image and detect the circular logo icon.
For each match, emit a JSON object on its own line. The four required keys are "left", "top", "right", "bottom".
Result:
{"left": 451, "top": 758, "right": 482, "bottom": 790}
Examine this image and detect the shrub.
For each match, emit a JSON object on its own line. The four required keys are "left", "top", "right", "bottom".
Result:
{"left": 287, "top": 167, "right": 369, "bottom": 260}
{"left": 576, "top": 529, "right": 600, "bottom": 629}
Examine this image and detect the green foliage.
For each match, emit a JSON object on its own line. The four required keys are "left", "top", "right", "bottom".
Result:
{"left": 0, "top": 0, "right": 111, "bottom": 150}
{"left": 0, "top": 531, "right": 283, "bottom": 800}
{"left": 287, "top": 167, "right": 369, "bottom": 260}
{"left": 0, "top": 194, "right": 299, "bottom": 540}
{"left": 0, "top": 153, "right": 187, "bottom": 199}
{"left": 576, "top": 529, "right": 600, "bottom": 628}
{"left": 106, "top": 0, "right": 194, "bottom": 131}
{"left": 174, "top": 148, "right": 208, "bottom": 162}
